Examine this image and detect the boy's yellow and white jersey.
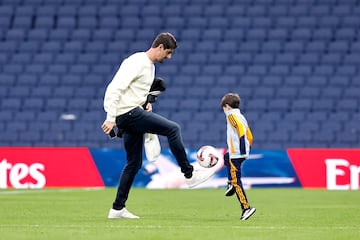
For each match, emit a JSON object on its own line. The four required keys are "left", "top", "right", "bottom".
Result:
{"left": 225, "top": 108, "right": 253, "bottom": 159}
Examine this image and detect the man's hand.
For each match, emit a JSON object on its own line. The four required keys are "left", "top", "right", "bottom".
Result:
{"left": 101, "top": 120, "right": 116, "bottom": 134}
{"left": 145, "top": 102, "right": 152, "bottom": 112}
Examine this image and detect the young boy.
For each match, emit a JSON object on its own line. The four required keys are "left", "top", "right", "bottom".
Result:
{"left": 221, "top": 93, "right": 256, "bottom": 220}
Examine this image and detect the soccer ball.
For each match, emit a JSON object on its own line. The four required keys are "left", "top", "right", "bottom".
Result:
{"left": 196, "top": 145, "right": 219, "bottom": 168}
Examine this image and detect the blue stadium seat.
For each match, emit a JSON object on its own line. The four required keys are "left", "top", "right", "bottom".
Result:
{"left": 41, "top": 41, "right": 62, "bottom": 53}
{"left": 99, "top": 17, "right": 119, "bottom": 29}
{"left": 336, "top": 99, "right": 358, "bottom": 112}
{"left": 99, "top": 5, "right": 118, "bottom": 16}
{"left": 239, "top": 42, "right": 260, "bottom": 53}
{"left": 179, "top": 98, "right": 201, "bottom": 110}
{"left": 53, "top": 86, "right": 75, "bottom": 97}
{"left": 270, "top": 65, "right": 290, "bottom": 77}
{"left": 275, "top": 53, "right": 296, "bottom": 65}
{"left": 254, "top": 87, "right": 275, "bottom": 98}
{"left": 187, "top": 87, "right": 208, "bottom": 98}
{"left": 224, "top": 29, "right": 245, "bottom": 41}
{"left": 247, "top": 5, "right": 267, "bottom": 16}
{"left": 18, "top": 131, "right": 40, "bottom": 143}
{"left": 71, "top": 29, "right": 91, "bottom": 41}
{"left": 337, "top": 66, "right": 356, "bottom": 76}
{"left": 223, "top": 65, "right": 244, "bottom": 77}
{"left": 3, "top": 64, "right": 23, "bottom": 74}
{"left": 202, "top": 65, "right": 223, "bottom": 75}
{"left": 0, "top": 16, "right": 11, "bottom": 29}
{"left": 31, "top": 86, "right": 53, "bottom": 98}
{"left": 246, "top": 29, "right": 267, "bottom": 41}
{"left": 208, "top": 17, "right": 228, "bottom": 28}
{"left": 298, "top": 53, "right": 320, "bottom": 65}
{"left": 292, "top": 99, "right": 312, "bottom": 111}
{"left": 13, "top": 16, "right": 32, "bottom": 29}
{"left": 337, "top": 131, "right": 358, "bottom": 145}
{"left": 7, "top": 121, "right": 27, "bottom": 131}
{"left": 121, "top": 17, "right": 141, "bottom": 29}
{"left": 74, "top": 86, "right": 96, "bottom": 98}
{"left": 0, "top": 41, "right": 17, "bottom": 53}
{"left": 47, "top": 64, "right": 68, "bottom": 74}
{"left": 81, "top": 110, "right": 104, "bottom": 122}
{"left": 33, "top": 53, "right": 54, "bottom": 64}
{"left": 68, "top": 99, "right": 89, "bottom": 110}
{"left": 9, "top": 86, "right": 31, "bottom": 98}
{"left": 78, "top": 17, "right": 97, "bottom": 29}
{"left": 11, "top": 53, "right": 32, "bottom": 64}
{"left": 0, "top": 131, "right": 19, "bottom": 144}
{"left": 63, "top": 41, "right": 83, "bottom": 53}
{"left": 0, "top": 5, "right": 14, "bottom": 17}
{"left": 180, "top": 29, "right": 202, "bottom": 41}
{"left": 297, "top": 16, "right": 317, "bottom": 28}
{"left": 321, "top": 87, "right": 343, "bottom": 98}
{"left": 202, "top": 29, "right": 223, "bottom": 40}
{"left": 25, "top": 64, "right": 47, "bottom": 75}
{"left": 195, "top": 41, "right": 216, "bottom": 53}
{"left": 312, "top": 99, "right": 335, "bottom": 112}
{"left": 335, "top": 28, "right": 356, "bottom": 40}
{"left": 329, "top": 112, "right": 350, "bottom": 122}
{"left": 307, "top": 112, "right": 328, "bottom": 122}
{"left": 342, "top": 16, "right": 360, "bottom": 28}
{"left": 247, "top": 65, "right": 267, "bottom": 76}
{"left": 312, "top": 28, "right": 333, "bottom": 41}
{"left": 343, "top": 87, "right": 360, "bottom": 99}
{"left": 247, "top": 99, "right": 268, "bottom": 111}
{"left": 322, "top": 53, "right": 342, "bottom": 64}
{"left": 0, "top": 110, "right": 14, "bottom": 121}
{"left": 58, "top": 6, "right": 77, "bottom": 16}
{"left": 313, "top": 65, "right": 335, "bottom": 76}
{"left": 283, "top": 41, "right": 304, "bottom": 53}
{"left": 69, "top": 64, "right": 89, "bottom": 75}
{"left": 269, "top": 99, "right": 290, "bottom": 112}
{"left": 37, "top": 111, "right": 59, "bottom": 121}
{"left": 55, "top": 53, "right": 76, "bottom": 64}
{"left": 183, "top": 5, "right": 203, "bottom": 16}
{"left": 38, "top": 74, "right": 60, "bottom": 86}
{"left": 262, "top": 41, "right": 282, "bottom": 53}
{"left": 46, "top": 98, "right": 67, "bottom": 111}
{"left": 57, "top": 17, "right": 76, "bottom": 29}
{"left": 253, "top": 53, "right": 274, "bottom": 65}
{"left": 307, "top": 76, "right": 327, "bottom": 86}
{"left": 298, "top": 87, "right": 320, "bottom": 99}
{"left": 6, "top": 29, "right": 26, "bottom": 42}
{"left": 261, "top": 112, "right": 283, "bottom": 122}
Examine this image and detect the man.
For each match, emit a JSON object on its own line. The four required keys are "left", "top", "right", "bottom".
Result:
{"left": 102, "top": 32, "right": 215, "bottom": 219}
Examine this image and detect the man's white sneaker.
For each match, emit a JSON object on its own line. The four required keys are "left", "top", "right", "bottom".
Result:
{"left": 186, "top": 166, "right": 216, "bottom": 188}
{"left": 108, "top": 208, "right": 140, "bottom": 219}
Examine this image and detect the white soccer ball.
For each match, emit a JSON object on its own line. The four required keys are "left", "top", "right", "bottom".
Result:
{"left": 196, "top": 145, "right": 219, "bottom": 168}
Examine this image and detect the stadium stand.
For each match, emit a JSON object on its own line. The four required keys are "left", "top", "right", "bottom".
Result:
{"left": 0, "top": 0, "right": 359, "bottom": 149}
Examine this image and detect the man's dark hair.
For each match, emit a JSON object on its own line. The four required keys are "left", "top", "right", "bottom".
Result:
{"left": 221, "top": 93, "right": 241, "bottom": 109}
{"left": 151, "top": 32, "right": 178, "bottom": 50}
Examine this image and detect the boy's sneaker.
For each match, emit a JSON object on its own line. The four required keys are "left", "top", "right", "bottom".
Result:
{"left": 108, "top": 208, "right": 140, "bottom": 219}
{"left": 224, "top": 183, "right": 236, "bottom": 196}
{"left": 186, "top": 166, "right": 216, "bottom": 188}
{"left": 240, "top": 207, "right": 256, "bottom": 220}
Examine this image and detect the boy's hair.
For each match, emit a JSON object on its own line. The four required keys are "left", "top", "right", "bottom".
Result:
{"left": 151, "top": 32, "right": 178, "bottom": 50}
{"left": 221, "top": 93, "right": 241, "bottom": 109}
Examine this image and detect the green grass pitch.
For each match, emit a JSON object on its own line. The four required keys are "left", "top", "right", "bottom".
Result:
{"left": 0, "top": 188, "right": 359, "bottom": 240}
